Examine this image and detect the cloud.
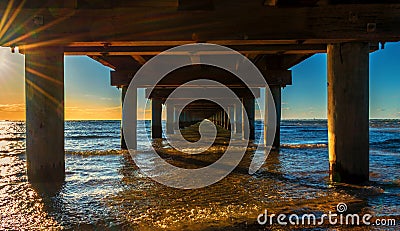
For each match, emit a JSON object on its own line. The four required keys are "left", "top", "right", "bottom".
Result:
{"left": 0, "top": 104, "right": 25, "bottom": 112}
{"left": 66, "top": 106, "right": 120, "bottom": 113}
{"left": 99, "top": 97, "right": 113, "bottom": 101}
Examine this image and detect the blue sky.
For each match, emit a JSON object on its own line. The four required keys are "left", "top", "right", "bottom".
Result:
{"left": 283, "top": 42, "right": 400, "bottom": 119}
{"left": 0, "top": 42, "right": 399, "bottom": 120}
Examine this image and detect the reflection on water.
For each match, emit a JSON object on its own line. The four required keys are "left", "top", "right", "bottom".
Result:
{"left": 0, "top": 120, "right": 399, "bottom": 230}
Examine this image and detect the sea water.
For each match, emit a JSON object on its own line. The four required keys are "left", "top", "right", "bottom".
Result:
{"left": 0, "top": 120, "right": 398, "bottom": 230}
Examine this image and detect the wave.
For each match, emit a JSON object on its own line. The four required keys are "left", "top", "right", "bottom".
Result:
{"left": 66, "top": 135, "right": 118, "bottom": 140}
{"left": 66, "top": 150, "right": 128, "bottom": 156}
{"left": 298, "top": 129, "right": 327, "bottom": 132}
{"left": 0, "top": 137, "right": 25, "bottom": 141}
{"left": 371, "top": 138, "right": 400, "bottom": 146}
{"left": 281, "top": 143, "right": 327, "bottom": 149}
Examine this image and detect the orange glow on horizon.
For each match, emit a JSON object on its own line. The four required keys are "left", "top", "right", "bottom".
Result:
{"left": 0, "top": 105, "right": 155, "bottom": 121}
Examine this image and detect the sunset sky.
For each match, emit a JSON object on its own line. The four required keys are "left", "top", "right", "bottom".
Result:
{"left": 0, "top": 42, "right": 399, "bottom": 120}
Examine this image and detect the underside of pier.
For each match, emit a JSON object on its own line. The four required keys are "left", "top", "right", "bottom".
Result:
{"left": 1, "top": 0, "right": 400, "bottom": 184}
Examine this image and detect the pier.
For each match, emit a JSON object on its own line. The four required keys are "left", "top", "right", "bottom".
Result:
{"left": 1, "top": 0, "right": 400, "bottom": 184}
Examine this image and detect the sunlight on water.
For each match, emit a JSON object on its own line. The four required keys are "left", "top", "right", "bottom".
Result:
{"left": 0, "top": 120, "right": 398, "bottom": 230}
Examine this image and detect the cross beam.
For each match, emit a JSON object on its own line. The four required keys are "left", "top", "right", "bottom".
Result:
{"left": 1, "top": 3, "right": 400, "bottom": 46}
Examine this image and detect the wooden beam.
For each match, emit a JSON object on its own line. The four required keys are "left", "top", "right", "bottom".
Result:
{"left": 62, "top": 44, "right": 327, "bottom": 56}
{"left": 111, "top": 64, "right": 291, "bottom": 87}
{"left": 88, "top": 55, "right": 116, "bottom": 69}
{"left": 280, "top": 54, "right": 314, "bottom": 69}
{"left": 131, "top": 55, "right": 146, "bottom": 65}
{"left": 146, "top": 88, "right": 261, "bottom": 99}
{"left": 67, "top": 40, "right": 300, "bottom": 47}
{"left": 2, "top": 3, "right": 400, "bottom": 46}
{"left": 92, "top": 55, "right": 142, "bottom": 70}
{"left": 256, "top": 42, "right": 379, "bottom": 69}
{"left": 264, "top": 0, "right": 279, "bottom": 7}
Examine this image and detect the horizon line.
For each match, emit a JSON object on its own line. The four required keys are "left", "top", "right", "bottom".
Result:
{"left": 1, "top": 118, "right": 399, "bottom": 122}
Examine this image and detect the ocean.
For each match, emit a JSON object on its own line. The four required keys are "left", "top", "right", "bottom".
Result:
{"left": 0, "top": 120, "right": 399, "bottom": 230}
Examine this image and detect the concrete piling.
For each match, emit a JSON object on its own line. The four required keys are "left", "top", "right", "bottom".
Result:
{"left": 152, "top": 98, "right": 163, "bottom": 138}
{"left": 25, "top": 46, "right": 65, "bottom": 182}
{"left": 327, "top": 42, "right": 370, "bottom": 183}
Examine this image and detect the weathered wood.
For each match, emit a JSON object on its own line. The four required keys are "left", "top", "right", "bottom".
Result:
{"left": 121, "top": 86, "right": 127, "bottom": 150}
{"left": 131, "top": 55, "right": 146, "bottom": 65}
{"left": 271, "top": 86, "right": 281, "bottom": 149}
{"left": 243, "top": 98, "right": 255, "bottom": 140}
{"left": 110, "top": 68, "right": 140, "bottom": 87}
{"left": 2, "top": 3, "right": 400, "bottom": 46}
{"left": 235, "top": 102, "right": 243, "bottom": 135}
{"left": 111, "top": 65, "right": 291, "bottom": 87}
{"left": 89, "top": 55, "right": 141, "bottom": 70}
{"left": 25, "top": 46, "right": 65, "bottom": 182}
{"left": 146, "top": 88, "right": 261, "bottom": 99}
{"left": 152, "top": 98, "right": 163, "bottom": 138}
{"left": 328, "top": 42, "right": 369, "bottom": 184}
{"left": 166, "top": 102, "right": 174, "bottom": 134}
{"left": 178, "top": 0, "right": 213, "bottom": 10}
{"left": 62, "top": 44, "right": 326, "bottom": 56}
{"left": 88, "top": 55, "right": 116, "bottom": 69}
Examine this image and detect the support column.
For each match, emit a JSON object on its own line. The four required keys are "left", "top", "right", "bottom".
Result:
{"left": 235, "top": 102, "right": 242, "bottom": 135}
{"left": 179, "top": 111, "right": 185, "bottom": 128}
{"left": 271, "top": 86, "right": 281, "bottom": 149}
{"left": 174, "top": 106, "right": 180, "bottom": 130}
{"left": 152, "top": 98, "right": 162, "bottom": 138}
{"left": 328, "top": 42, "right": 369, "bottom": 183}
{"left": 225, "top": 110, "right": 229, "bottom": 130}
{"left": 222, "top": 111, "right": 225, "bottom": 127}
{"left": 121, "top": 86, "right": 137, "bottom": 150}
{"left": 228, "top": 106, "right": 235, "bottom": 131}
{"left": 220, "top": 111, "right": 224, "bottom": 126}
{"left": 221, "top": 111, "right": 225, "bottom": 127}
{"left": 25, "top": 46, "right": 65, "bottom": 182}
{"left": 166, "top": 103, "right": 174, "bottom": 134}
{"left": 243, "top": 97, "right": 255, "bottom": 140}
{"left": 186, "top": 111, "right": 192, "bottom": 125}
{"left": 121, "top": 86, "right": 128, "bottom": 149}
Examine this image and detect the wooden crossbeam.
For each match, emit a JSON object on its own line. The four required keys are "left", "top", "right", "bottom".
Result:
{"left": 87, "top": 55, "right": 116, "bottom": 69}
{"left": 111, "top": 65, "right": 291, "bottom": 87}
{"left": 146, "top": 88, "right": 261, "bottom": 99}
{"left": 63, "top": 44, "right": 326, "bottom": 56}
{"left": 1, "top": 3, "right": 400, "bottom": 46}
{"left": 131, "top": 55, "right": 146, "bottom": 65}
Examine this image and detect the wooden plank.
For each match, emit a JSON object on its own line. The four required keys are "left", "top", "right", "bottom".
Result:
{"left": 2, "top": 3, "right": 400, "bottom": 46}
{"left": 67, "top": 40, "right": 300, "bottom": 47}
{"left": 110, "top": 64, "right": 291, "bottom": 87}
{"left": 131, "top": 55, "right": 146, "bottom": 65}
{"left": 87, "top": 55, "right": 116, "bottom": 69}
{"left": 62, "top": 44, "right": 327, "bottom": 55}
{"left": 264, "top": 0, "right": 279, "bottom": 7}
{"left": 146, "top": 88, "right": 261, "bottom": 99}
